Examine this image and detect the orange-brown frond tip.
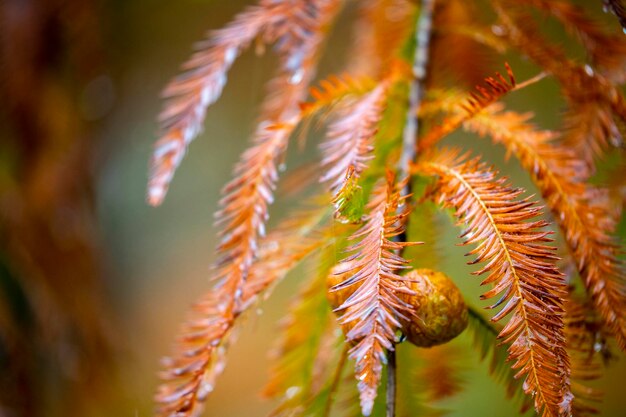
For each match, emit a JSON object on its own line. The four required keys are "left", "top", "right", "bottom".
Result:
{"left": 504, "top": 62, "right": 515, "bottom": 85}
{"left": 463, "top": 64, "right": 516, "bottom": 116}
{"left": 415, "top": 148, "right": 571, "bottom": 417}
{"left": 147, "top": 182, "right": 166, "bottom": 207}
{"left": 418, "top": 65, "right": 518, "bottom": 151}
{"left": 302, "top": 73, "right": 378, "bottom": 119}
{"left": 265, "top": 121, "right": 294, "bottom": 131}
{"left": 153, "top": 288, "right": 232, "bottom": 417}
{"left": 298, "top": 101, "right": 312, "bottom": 113}
{"left": 148, "top": 135, "right": 184, "bottom": 206}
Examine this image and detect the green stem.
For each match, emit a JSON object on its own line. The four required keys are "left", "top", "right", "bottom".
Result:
{"left": 389, "top": 0, "right": 436, "bottom": 416}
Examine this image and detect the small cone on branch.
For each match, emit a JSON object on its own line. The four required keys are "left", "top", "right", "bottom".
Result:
{"left": 400, "top": 269, "right": 468, "bottom": 347}
{"left": 327, "top": 264, "right": 468, "bottom": 347}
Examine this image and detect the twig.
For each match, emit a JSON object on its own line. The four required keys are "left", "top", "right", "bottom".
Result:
{"left": 389, "top": 1, "right": 436, "bottom": 416}
{"left": 512, "top": 71, "right": 546, "bottom": 92}
{"left": 398, "top": 0, "right": 436, "bottom": 180}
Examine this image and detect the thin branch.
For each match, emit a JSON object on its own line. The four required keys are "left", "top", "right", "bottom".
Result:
{"left": 398, "top": 0, "right": 436, "bottom": 180}
{"left": 389, "top": 0, "right": 436, "bottom": 416}
{"left": 511, "top": 71, "right": 547, "bottom": 91}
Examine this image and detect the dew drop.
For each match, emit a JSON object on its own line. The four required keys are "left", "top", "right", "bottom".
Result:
{"left": 560, "top": 391, "right": 574, "bottom": 413}
{"left": 289, "top": 68, "right": 304, "bottom": 85}
{"left": 198, "top": 381, "right": 214, "bottom": 399}
{"left": 224, "top": 47, "right": 237, "bottom": 66}
{"left": 214, "top": 361, "right": 226, "bottom": 374}
{"left": 286, "top": 386, "right": 300, "bottom": 399}
{"left": 491, "top": 25, "right": 505, "bottom": 36}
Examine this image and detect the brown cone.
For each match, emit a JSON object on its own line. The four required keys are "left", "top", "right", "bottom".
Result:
{"left": 399, "top": 269, "right": 468, "bottom": 347}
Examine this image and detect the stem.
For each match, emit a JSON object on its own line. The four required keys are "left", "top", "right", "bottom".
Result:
{"left": 398, "top": 0, "right": 436, "bottom": 181}
{"left": 388, "top": 1, "right": 436, "bottom": 416}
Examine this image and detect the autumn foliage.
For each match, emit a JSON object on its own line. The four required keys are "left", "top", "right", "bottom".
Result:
{"left": 148, "top": 0, "right": 626, "bottom": 416}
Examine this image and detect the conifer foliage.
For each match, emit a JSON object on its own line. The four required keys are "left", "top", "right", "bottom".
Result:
{"left": 148, "top": 0, "right": 626, "bottom": 416}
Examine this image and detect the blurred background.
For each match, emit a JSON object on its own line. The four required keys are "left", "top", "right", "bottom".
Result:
{"left": 0, "top": 0, "right": 624, "bottom": 416}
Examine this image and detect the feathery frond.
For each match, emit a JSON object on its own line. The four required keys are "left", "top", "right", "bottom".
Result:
{"left": 146, "top": 1, "right": 626, "bottom": 415}
{"left": 263, "top": 257, "right": 343, "bottom": 416}
{"left": 148, "top": 0, "right": 340, "bottom": 205}
{"left": 418, "top": 65, "right": 516, "bottom": 151}
{"left": 417, "top": 79, "right": 626, "bottom": 351}
{"left": 154, "top": 206, "right": 326, "bottom": 417}
{"left": 211, "top": 120, "right": 295, "bottom": 311}
{"left": 415, "top": 149, "right": 571, "bottom": 417}
{"left": 491, "top": 1, "right": 626, "bottom": 167}
{"left": 320, "top": 81, "right": 391, "bottom": 201}
{"left": 462, "top": 105, "right": 626, "bottom": 350}
{"left": 300, "top": 74, "right": 378, "bottom": 121}
{"left": 330, "top": 171, "right": 418, "bottom": 416}
{"left": 152, "top": 3, "right": 342, "bottom": 415}
{"left": 148, "top": 2, "right": 277, "bottom": 205}
{"left": 210, "top": 0, "right": 339, "bottom": 352}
